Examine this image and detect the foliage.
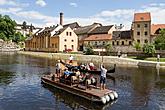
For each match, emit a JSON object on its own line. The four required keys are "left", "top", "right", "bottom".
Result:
{"left": 154, "top": 29, "right": 165, "bottom": 50}
{"left": 0, "top": 14, "right": 16, "bottom": 41}
{"left": 84, "top": 44, "right": 94, "bottom": 55}
{"left": 13, "top": 32, "right": 26, "bottom": 43}
{"left": 142, "top": 43, "right": 156, "bottom": 56}
{"left": 104, "top": 43, "right": 112, "bottom": 56}
{"left": 133, "top": 41, "right": 142, "bottom": 51}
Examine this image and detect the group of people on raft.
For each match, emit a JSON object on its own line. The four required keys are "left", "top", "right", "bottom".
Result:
{"left": 52, "top": 59, "right": 107, "bottom": 90}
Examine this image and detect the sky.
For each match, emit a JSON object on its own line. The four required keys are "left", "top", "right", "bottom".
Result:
{"left": 0, "top": 0, "right": 165, "bottom": 29}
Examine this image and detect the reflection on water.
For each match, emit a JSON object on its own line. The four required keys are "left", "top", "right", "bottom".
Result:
{"left": 0, "top": 52, "right": 165, "bottom": 110}
{"left": 42, "top": 84, "right": 116, "bottom": 110}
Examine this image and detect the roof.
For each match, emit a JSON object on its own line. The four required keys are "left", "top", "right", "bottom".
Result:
{"left": 63, "top": 22, "right": 80, "bottom": 29}
{"left": 151, "top": 24, "right": 165, "bottom": 35}
{"left": 112, "top": 30, "right": 132, "bottom": 40}
{"left": 89, "top": 25, "right": 114, "bottom": 34}
{"left": 53, "top": 27, "right": 68, "bottom": 36}
{"left": 25, "top": 37, "right": 33, "bottom": 41}
{"left": 74, "top": 23, "right": 102, "bottom": 35}
{"left": 83, "top": 34, "right": 112, "bottom": 41}
{"left": 133, "top": 12, "right": 151, "bottom": 22}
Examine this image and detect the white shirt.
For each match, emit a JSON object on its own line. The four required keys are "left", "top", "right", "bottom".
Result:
{"left": 69, "top": 56, "right": 73, "bottom": 60}
{"left": 56, "top": 63, "right": 61, "bottom": 70}
{"left": 100, "top": 64, "right": 107, "bottom": 78}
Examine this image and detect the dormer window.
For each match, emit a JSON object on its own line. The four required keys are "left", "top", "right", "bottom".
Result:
{"left": 140, "top": 17, "right": 144, "bottom": 20}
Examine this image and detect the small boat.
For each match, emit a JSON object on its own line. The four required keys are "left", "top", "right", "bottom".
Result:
{"left": 60, "top": 60, "right": 116, "bottom": 74}
{"left": 41, "top": 74, "right": 118, "bottom": 104}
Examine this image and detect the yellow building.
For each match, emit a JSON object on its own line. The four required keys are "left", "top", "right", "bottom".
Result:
{"left": 25, "top": 26, "right": 78, "bottom": 52}
{"left": 132, "top": 12, "right": 151, "bottom": 45}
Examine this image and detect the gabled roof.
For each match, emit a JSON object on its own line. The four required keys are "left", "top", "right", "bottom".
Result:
{"left": 89, "top": 25, "right": 114, "bottom": 34}
{"left": 112, "top": 30, "right": 132, "bottom": 40}
{"left": 25, "top": 37, "right": 33, "bottom": 41}
{"left": 74, "top": 23, "right": 102, "bottom": 35}
{"left": 53, "top": 26, "right": 68, "bottom": 36}
{"left": 42, "top": 25, "right": 58, "bottom": 33}
{"left": 84, "top": 34, "right": 112, "bottom": 41}
{"left": 151, "top": 24, "right": 165, "bottom": 35}
{"left": 63, "top": 22, "right": 80, "bottom": 29}
{"left": 133, "top": 12, "right": 151, "bottom": 22}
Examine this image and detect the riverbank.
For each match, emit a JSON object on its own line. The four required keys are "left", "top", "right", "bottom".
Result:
{"left": 18, "top": 51, "right": 165, "bottom": 68}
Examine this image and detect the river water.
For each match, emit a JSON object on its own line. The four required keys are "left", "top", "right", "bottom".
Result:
{"left": 0, "top": 52, "right": 165, "bottom": 110}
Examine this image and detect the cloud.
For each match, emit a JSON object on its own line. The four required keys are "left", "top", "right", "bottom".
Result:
{"left": 0, "top": 0, "right": 29, "bottom": 7}
{"left": 36, "top": 0, "right": 46, "bottom": 7}
{"left": 70, "top": 2, "right": 78, "bottom": 7}
{"left": 0, "top": 0, "right": 16, "bottom": 6}
{"left": 0, "top": 2, "right": 165, "bottom": 29}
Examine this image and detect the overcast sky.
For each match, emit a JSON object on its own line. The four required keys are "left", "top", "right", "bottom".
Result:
{"left": 0, "top": 0, "right": 165, "bottom": 29}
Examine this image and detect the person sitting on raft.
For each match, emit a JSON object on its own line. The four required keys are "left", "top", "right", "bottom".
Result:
{"left": 71, "top": 69, "right": 81, "bottom": 83}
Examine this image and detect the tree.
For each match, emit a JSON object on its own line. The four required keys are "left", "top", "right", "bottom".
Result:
{"left": 154, "top": 29, "right": 165, "bottom": 50}
{"left": 133, "top": 41, "right": 142, "bottom": 51}
{"left": 0, "top": 32, "right": 7, "bottom": 41}
{"left": 0, "top": 14, "right": 16, "bottom": 41}
{"left": 142, "top": 43, "right": 156, "bottom": 56}
{"left": 84, "top": 44, "right": 94, "bottom": 55}
{"left": 105, "top": 43, "right": 112, "bottom": 56}
{"left": 13, "top": 32, "right": 26, "bottom": 43}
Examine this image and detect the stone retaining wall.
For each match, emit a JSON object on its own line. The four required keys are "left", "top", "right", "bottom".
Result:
{"left": 18, "top": 51, "right": 165, "bottom": 68}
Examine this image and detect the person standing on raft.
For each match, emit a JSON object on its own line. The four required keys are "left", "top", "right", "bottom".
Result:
{"left": 100, "top": 63, "right": 107, "bottom": 90}
{"left": 69, "top": 55, "right": 73, "bottom": 64}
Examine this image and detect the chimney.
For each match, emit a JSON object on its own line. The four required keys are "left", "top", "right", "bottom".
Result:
{"left": 60, "top": 12, "right": 63, "bottom": 26}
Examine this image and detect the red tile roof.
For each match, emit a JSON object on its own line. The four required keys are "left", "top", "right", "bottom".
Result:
{"left": 134, "top": 12, "right": 151, "bottom": 22}
{"left": 83, "top": 34, "right": 112, "bottom": 41}
{"left": 151, "top": 24, "right": 165, "bottom": 35}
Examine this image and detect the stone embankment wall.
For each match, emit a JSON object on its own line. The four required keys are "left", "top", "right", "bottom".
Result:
{"left": 0, "top": 40, "right": 20, "bottom": 52}
{"left": 18, "top": 51, "right": 165, "bottom": 68}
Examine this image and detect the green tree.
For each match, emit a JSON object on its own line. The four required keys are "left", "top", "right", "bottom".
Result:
{"left": 105, "top": 43, "right": 112, "bottom": 56}
{"left": 0, "top": 14, "right": 16, "bottom": 41}
{"left": 133, "top": 41, "right": 142, "bottom": 51}
{"left": 143, "top": 43, "right": 156, "bottom": 56}
{"left": 154, "top": 29, "right": 165, "bottom": 50}
{"left": 84, "top": 44, "right": 94, "bottom": 55}
{"left": 0, "top": 32, "right": 7, "bottom": 41}
{"left": 13, "top": 32, "right": 26, "bottom": 43}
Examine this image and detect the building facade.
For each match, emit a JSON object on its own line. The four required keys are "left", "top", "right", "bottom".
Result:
{"left": 132, "top": 12, "right": 151, "bottom": 45}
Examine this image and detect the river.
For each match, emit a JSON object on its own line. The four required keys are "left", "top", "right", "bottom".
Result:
{"left": 0, "top": 52, "right": 165, "bottom": 110}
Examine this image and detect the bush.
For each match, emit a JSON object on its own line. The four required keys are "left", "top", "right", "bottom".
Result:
{"left": 142, "top": 43, "right": 156, "bottom": 56}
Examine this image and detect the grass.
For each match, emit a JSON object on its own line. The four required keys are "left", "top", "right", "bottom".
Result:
{"left": 128, "top": 56, "right": 165, "bottom": 62}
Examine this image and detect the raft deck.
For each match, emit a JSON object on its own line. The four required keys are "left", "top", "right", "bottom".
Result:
{"left": 41, "top": 76, "right": 115, "bottom": 103}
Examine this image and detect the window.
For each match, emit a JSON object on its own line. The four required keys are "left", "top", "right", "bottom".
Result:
{"left": 103, "top": 41, "right": 105, "bottom": 45}
{"left": 144, "top": 24, "right": 148, "bottom": 28}
{"left": 71, "top": 40, "right": 74, "bottom": 42}
{"left": 52, "top": 44, "right": 54, "bottom": 48}
{"left": 71, "top": 45, "right": 74, "bottom": 50}
{"left": 137, "top": 24, "right": 140, "bottom": 28}
{"left": 112, "top": 41, "right": 114, "bottom": 45}
{"left": 70, "top": 32, "right": 72, "bottom": 36}
{"left": 144, "top": 31, "right": 148, "bottom": 36}
{"left": 95, "top": 41, "right": 97, "bottom": 45}
{"left": 129, "top": 41, "right": 132, "bottom": 45}
{"left": 117, "top": 41, "right": 119, "bottom": 45}
{"left": 137, "top": 32, "right": 140, "bottom": 35}
{"left": 88, "top": 42, "right": 90, "bottom": 45}
{"left": 122, "top": 41, "right": 124, "bottom": 45}
{"left": 137, "top": 40, "right": 140, "bottom": 43}
{"left": 64, "top": 45, "right": 67, "bottom": 50}
{"left": 145, "top": 39, "right": 148, "bottom": 43}
{"left": 66, "top": 32, "right": 69, "bottom": 36}
{"left": 64, "top": 39, "right": 67, "bottom": 42}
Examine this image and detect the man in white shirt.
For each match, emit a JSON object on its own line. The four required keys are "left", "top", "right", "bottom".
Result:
{"left": 100, "top": 63, "right": 107, "bottom": 90}
{"left": 69, "top": 55, "right": 73, "bottom": 64}
{"left": 55, "top": 60, "right": 61, "bottom": 78}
